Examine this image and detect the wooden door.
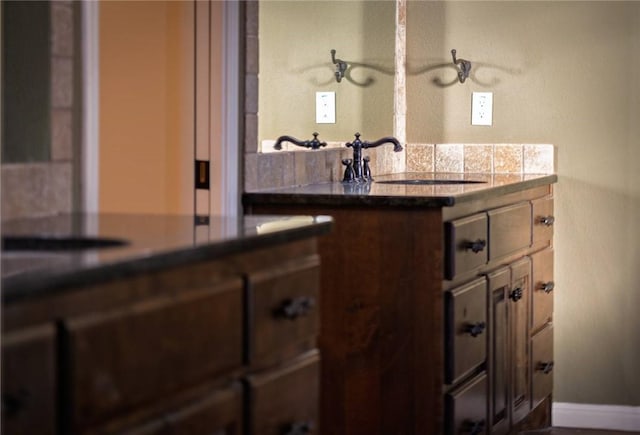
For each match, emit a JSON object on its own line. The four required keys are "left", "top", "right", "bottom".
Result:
{"left": 509, "top": 258, "right": 531, "bottom": 425}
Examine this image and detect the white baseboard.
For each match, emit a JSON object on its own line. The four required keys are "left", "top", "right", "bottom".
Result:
{"left": 553, "top": 402, "right": 640, "bottom": 431}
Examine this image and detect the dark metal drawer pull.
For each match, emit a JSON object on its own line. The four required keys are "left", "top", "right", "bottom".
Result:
{"left": 541, "top": 281, "right": 555, "bottom": 293}
{"left": 465, "top": 322, "right": 486, "bottom": 337}
{"left": 465, "top": 239, "right": 486, "bottom": 253}
{"left": 282, "top": 420, "right": 314, "bottom": 435}
{"left": 537, "top": 361, "right": 554, "bottom": 374}
{"left": 539, "top": 215, "right": 555, "bottom": 226}
{"left": 464, "top": 419, "right": 485, "bottom": 435}
{"left": 276, "top": 297, "right": 315, "bottom": 320}
{"left": 510, "top": 287, "right": 523, "bottom": 302}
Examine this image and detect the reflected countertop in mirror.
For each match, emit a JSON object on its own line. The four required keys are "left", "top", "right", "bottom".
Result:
{"left": 1, "top": 213, "right": 333, "bottom": 300}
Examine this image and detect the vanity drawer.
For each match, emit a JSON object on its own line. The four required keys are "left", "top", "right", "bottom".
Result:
{"left": 248, "top": 256, "right": 320, "bottom": 368}
{"left": 1, "top": 325, "right": 56, "bottom": 435}
{"left": 488, "top": 202, "right": 532, "bottom": 261}
{"left": 64, "top": 278, "right": 244, "bottom": 430}
{"left": 247, "top": 350, "right": 319, "bottom": 435}
{"left": 445, "top": 277, "right": 487, "bottom": 385}
{"left": 531, "top": 248, "right": 554, "bottom": 333}
{"left": 445, "top": 213, "right": 488, "bottom": 280}
{"left": 532, "top": 324, "right": 554, "bottom": 408}
{"left": 445, "top": 372, "right": 488, "bottom": 435}
{"left": 532, "top": 197, "right": 555, "bottom": 246}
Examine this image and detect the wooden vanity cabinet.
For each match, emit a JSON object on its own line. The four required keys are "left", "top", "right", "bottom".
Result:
{"left": 245, "top": 184, "right": 555, "bottom": 435}
{"left": 2, "top": 239, "right": 322, "bottom": 435}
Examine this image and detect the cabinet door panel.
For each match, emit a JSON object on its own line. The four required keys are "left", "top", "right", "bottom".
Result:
{"left": 248, "top": 350, "right": 319, "bottom": 435}
{"left": 1, "top": 325, "right": 56, "bottom": 435}
{"left": 532, "top": 325, "right": 554, "bottom": 409}
{"left": 445, "top": 278, "right": 487, "bottom": 385}
{"left": 445, "top": 213, "right": 488, "bottom": 280}
{"left": 65, "top": 279, "right": 243, "bottom": 430}
{"left": 445, "top": 373, "right": 488, "bottom": 435}
{"left": 510, "top": 259, "right": 531, "bottom": 425}
{"left": 531, "top": 248, "right": 554, "bottom": 333}
{"left": 248, "top": 256, "right": 320, "bottom": 367}
{"left": 487, "top": 268, "right": 510, "bottom": 435}
{"left": 488, "top": 203, "right": 532, "bottom": 261}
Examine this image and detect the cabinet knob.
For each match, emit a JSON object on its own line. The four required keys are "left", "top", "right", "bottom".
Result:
{"left": 276, "top": 297, "right": 315, "bottom": 320}
{"left": 465, "top": 239, "right": 487, "bottom": 253}
{"left": 465, "top": 321, "right": 486, "bottom": 337}
{"left": 539, "top": 215, "right": 555, "bottom": 226}
{"left": 537, "top": 361, "right": 554, "bottom": 374}
{"left": 282, "top": 421, "right": 314, "bottom": 435}
{"left": 464, "top": 419, "right": 485, "bottom": 435}
{"left": 510, "top": 287, "right": 523, "bottom": 302}
{"left": 541, "top": 281, "right": 555, "bottom": 293}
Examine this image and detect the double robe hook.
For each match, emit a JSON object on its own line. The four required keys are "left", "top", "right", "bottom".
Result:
{"left": 451, "top": 49, "right": 472, "bottom": 84}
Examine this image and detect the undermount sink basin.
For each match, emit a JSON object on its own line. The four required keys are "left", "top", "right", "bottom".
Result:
{"left": 2, "top": 235, "right": 129, "bottom": 252}
{"left": 375, "top": 179, "right": 487, "bottom": 185}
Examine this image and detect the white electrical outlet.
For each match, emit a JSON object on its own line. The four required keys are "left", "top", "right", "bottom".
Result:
{"left": 471, "top": 92, "right": 493, "bottom": 126}
{"left": 316, "top": 92, "right": 336, "bottom": 124}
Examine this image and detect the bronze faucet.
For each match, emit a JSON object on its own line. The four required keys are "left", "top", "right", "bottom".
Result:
{"left": 343, "top": 133, "right": 403, "bottom": 183}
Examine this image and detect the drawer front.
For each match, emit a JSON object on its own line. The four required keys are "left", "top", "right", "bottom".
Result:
{"left": 108, "top": 383, "right": 244, "bottom": 435}
{"left": 445, "top": 213, "right": 488, "bottom": 280}
{"left": 248, "top": 257, "right": 320, "bottom": 367}
{"left": 488, "top": 202, "right": 532, "bottom": 261}
{"left": 65, "top": 278, "right": 243, "bottom": 429}
{"left": 1, "top": 325, "right": 56, "bottom": 435}
{"left": 248, "top": 350, "right": 320, "bottom": 435}
{"left": 531, "top": 324, "right": 554, "bottom": 408}
{"left": 445, "top": 278, "right": 487, "bottom": 385}
{"left": 531, "top": 248, "right": 554, "bottom": 333}
{"left": 532, "top": 197, "right": 554, "bottom": 246}
{"left": 445, "top": 372, "right": 488, "bottom": 435}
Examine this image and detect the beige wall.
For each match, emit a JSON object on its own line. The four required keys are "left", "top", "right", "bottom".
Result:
{"left": 99, "top": 1, "right": 193, "bottom": 215}
{"left": 258, "top": 1, "right": 395, "bottom": 148}
{"left": 407, "top": 1, "right": 640, "bottom": 406}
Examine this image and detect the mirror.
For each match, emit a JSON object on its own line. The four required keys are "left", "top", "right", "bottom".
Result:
{"left": 258, "top": 0, "right": 396, "bottom": 150}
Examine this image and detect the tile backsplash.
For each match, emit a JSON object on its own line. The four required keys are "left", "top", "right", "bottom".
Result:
{"left": 245, "top": 143, "right": 555, "bottom": 191}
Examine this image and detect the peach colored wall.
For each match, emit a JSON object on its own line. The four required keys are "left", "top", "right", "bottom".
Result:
{"left": 99, "top": 1, "right": 194, "bottom": 214}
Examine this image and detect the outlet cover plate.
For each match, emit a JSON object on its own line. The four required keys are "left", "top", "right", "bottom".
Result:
{"left": 316, "top": 91, "right": 336, "bottom": 124}
{"left": 472, "top": 92, "right": 493, "bottom": 126}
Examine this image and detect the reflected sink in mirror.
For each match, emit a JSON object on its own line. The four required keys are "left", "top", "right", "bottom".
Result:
{"left": 375, "top": 179, "right": 487, "bottom": 185}
{"left": 2, "top": 236, "right": 129, "bottom": 252}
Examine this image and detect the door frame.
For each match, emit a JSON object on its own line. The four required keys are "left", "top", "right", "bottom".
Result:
{"left": 81, "top": 0, "right": 240, "bottom": 216}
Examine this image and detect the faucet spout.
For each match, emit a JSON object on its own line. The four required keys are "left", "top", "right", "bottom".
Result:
{"left": 274, "top": 132, "right": 327, "bottom": 150}
{"left": 343, "top": 133, "right": 403, "bottom": 183}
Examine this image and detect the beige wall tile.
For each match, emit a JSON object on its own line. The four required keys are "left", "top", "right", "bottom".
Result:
{"left": 524, "top": 144, "right": 555, "bottom": 174}
{"left": 464, "top": 144, "right": 493, "bottom": 173}
{"left": 52, "top": 3, "right": 73, "bottom": 57}
{"left": 245, "top": 74, "right": 259, "bottom": 114}
{"left": 246, "top": 35, "right": 259, "bottom": 75}
{"left": 406, "top": 143, "right": 434, "bottom": 172}
{"left": 244, "top": 152, "right": 259, "bottom": 191}
{"left": 435, "top": 143, "right": 464, "bottom": 173}
{"left": 52, "top": 57, "right": 73, "bottom": 108}
{"left": 493, "top": 144, "right": 523, "bottom": 173}
{"left": 51, "top": 109, "right": 73, "bottom": 161}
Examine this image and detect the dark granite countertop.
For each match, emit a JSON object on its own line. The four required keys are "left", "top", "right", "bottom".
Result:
{"left": 243, "top": 172, "right": 558, "bottom": 208}
{"left": 1, "top": 213, "right": 332, "bottom": 302}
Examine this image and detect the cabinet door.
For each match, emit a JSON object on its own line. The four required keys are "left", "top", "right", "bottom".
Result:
{"left": 509, "top": 258, "right": 531, "bottom": 425}
{"left": 1, "top": 325, "right": 56, "bottom": 435}
{"left": 247, "top": 350, "right": 319, "bottom": 435}
{"left": 445, "top": 278, "right": 488, "bottom": 385}
{"left": 487, "top": 269, "right": 510, "bottom": 435}
{"left": 247, "top": 256, "right": 320, "bottom": 368}
{"left": 64, "top": 278, "right": 243, "bottom": 431}
{"left": 445, "top": 373, "right": 488, "bottom": 435}
{"left": 531, "top": 325, "right": 554, "bottom": 409}
{"left": 530, "top": 248, "right": 554, "bottom": 334}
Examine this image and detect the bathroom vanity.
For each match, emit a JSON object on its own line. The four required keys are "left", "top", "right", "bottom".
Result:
{"left": 244, "top": 172, "right": 557, "bottom": 435}
{"left": 1, "top": 213, "right": 332, "bottom": 434}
